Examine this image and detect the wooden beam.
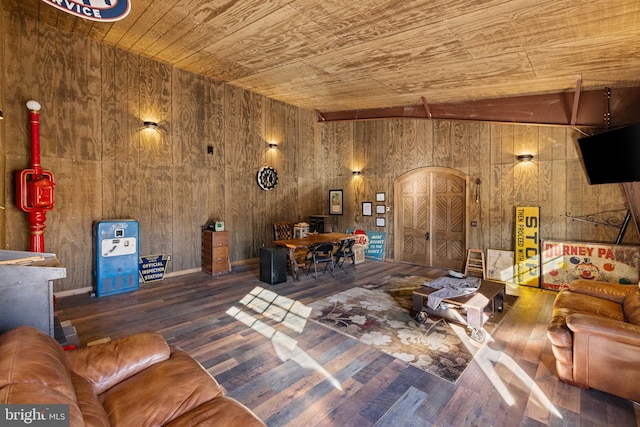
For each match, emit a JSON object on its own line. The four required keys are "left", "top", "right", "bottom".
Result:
{"left": 318, "top": 87, "right": 640, "bottom": 128}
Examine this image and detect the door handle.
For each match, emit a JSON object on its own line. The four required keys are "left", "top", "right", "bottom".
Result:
{"left": 425, "top": 232, "right": 430, "bottom": 240}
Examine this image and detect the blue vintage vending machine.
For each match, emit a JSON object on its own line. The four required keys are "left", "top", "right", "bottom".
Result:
{"left": 94, "top": 219, "right": 139, "bottom": 297}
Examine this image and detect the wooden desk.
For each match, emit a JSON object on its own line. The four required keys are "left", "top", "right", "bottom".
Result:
{"left": 273, "top": 233, "right": 354, "bottom": 280}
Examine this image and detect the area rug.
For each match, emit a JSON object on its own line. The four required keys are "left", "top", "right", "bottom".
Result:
{"left": 309, "top": 274, "right": 514, "bottom": 383}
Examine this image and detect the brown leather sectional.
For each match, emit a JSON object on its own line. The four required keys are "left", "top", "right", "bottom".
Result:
{"left": 0, "top": 326, "right": 266, "bottom": 426}
{"left": 547, "top": 279, "right": 640, "bottom": 402}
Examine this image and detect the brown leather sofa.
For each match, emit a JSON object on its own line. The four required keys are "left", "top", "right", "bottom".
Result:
{"left": 547, "top": 279, "right": 640, "bottom": 402}
{"left": 0, "top": 326, "right": 266, "bottom": 426}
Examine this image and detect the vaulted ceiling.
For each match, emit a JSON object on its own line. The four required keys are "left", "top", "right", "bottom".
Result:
{"left": 7, "top": 0, "right": 640, "bottom": 124}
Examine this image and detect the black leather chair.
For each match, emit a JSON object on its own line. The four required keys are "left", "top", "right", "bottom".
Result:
{"left": 306, "top": 243, "right": 335, "bottom": 279}
{"left": 334, "top": 238, "right": 356, "bottom": 272}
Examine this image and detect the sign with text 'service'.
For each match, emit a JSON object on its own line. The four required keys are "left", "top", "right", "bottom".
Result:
{"left": 42, "top": 0, "right": 131, "bottom": 22}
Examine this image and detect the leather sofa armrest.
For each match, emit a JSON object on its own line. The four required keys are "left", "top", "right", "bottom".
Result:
{"left": 569, "top": 280, "right": 636, "bottom": 304}
{"left": 65, "top": 333, "right": 170, "bottom": 394}
{"left": 566, "top": 313, "right": 640, "bottom": 345}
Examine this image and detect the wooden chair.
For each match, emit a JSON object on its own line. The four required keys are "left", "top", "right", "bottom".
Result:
{"left": 273, "top": 222, "right": 292, "bottom": 240}
{"left": 273, "top": 221, "right": 308, "bottom": 274}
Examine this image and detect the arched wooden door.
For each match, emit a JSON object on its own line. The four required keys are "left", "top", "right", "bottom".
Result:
{"left": 394, "top": 167, "right": 469, "bottom": 270}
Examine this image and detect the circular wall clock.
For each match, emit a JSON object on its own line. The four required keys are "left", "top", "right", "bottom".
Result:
{"left": 257, "top": 166, "right": 278, "bottom": 190}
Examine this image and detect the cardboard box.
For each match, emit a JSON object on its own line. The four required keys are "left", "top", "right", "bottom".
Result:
{"left": 354, "top": 244, "right": 365, "bottom": 264}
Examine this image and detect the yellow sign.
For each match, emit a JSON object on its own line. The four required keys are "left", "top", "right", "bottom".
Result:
{"left": 515, "top": 206, "right": 540, "bottom": 287}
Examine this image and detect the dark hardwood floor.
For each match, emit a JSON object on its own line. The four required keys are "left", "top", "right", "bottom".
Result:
{"left": 55, "top": 260, "right": 640, "bottom": 426}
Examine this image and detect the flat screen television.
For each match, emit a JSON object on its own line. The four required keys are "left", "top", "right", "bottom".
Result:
{"left": 578, "top": 123, "right": 640, "bottom": 185}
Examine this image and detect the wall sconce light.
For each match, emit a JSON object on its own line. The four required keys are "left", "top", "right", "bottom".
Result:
{"left": 352, "top": 170, "right": 361, "bottom": 176}
{"left": 143, "top": 121, "right": 158, "bottom": 129}
{"left": 517, "top": 153, "right": 534, "bottom": 162}
{"left": 0, "top": 110, "right": 4, "bottom": 120}
{"left": 268, "top": 143, "right": 278, "bottom": 149}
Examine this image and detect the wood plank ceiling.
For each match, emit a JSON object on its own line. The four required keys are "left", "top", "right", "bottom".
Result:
{"left": 7, "top": 0, "right": 640, "bottom": 125}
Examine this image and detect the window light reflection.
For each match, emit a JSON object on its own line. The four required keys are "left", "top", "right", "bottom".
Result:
{"left": 227, "top": 286, "right": 341, "bottom": 390}
{"left": 449, "top": 322, "right": 562, "bottom": 420}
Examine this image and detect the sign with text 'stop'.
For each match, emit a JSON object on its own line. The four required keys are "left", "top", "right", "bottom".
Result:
{"left": 42, "top": 0, "right": 131, "bottom": 22}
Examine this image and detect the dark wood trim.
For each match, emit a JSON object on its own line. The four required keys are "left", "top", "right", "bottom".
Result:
{"left": 318, "top": 87, "right": 640, "bottom": 128}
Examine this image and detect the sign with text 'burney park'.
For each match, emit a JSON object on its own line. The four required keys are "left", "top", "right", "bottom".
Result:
{"left": 541, "top": 241, "right": 640, "bottom": 291}
{"left": 515, "top": 206, "right": 540, "bottom": 287}
{"left": 42, "top": 0, "right": 131, "bottom": 22}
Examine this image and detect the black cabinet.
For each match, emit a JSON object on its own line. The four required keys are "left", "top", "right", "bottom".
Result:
{"left": 259, "top": 247, "right": 287, "bottom": 285}
{"left": 309, "top": 215, "right": 332, "bottom": 233}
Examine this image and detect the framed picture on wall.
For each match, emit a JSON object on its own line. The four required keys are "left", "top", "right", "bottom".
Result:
{"left": 362, "top": 202, "right": 372, "bottom": 216}
{"left": 376, "top": 192, "right": 385, "bottom": 202}
{"left": 376, "top": 205, "right": 386, "bottom": 214}
{"left": 376, "top": 217, "right": 386, "bottom": 227}
{"left": 329, "top": 189, "right": 343, "bottom": 215}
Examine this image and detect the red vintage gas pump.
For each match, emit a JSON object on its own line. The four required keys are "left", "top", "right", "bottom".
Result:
{"left": 16, "top": 100, "right": 55, "bottom": 252}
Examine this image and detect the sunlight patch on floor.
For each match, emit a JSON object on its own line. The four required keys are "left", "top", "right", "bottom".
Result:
{"left": 227, "top": 286, "right": 342, "bottom": 391}
{"left": 450, "top": 323, "right": 563, "bottom": 420}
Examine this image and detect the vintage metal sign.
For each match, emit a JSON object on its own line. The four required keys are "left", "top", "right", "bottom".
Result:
{"left": 541, "top": 240, "right": 640, "bottom": 290}
{"left": 41, "top": 0, "right": 131, "bottom": 22}
{"left": 139, "top": 254, "right": 170, "bottom": 283}
{"left": 514, "top": 206, "right": 540, "bottom": 287}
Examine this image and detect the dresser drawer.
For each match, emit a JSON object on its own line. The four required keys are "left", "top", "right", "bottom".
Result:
{"left": 202, "top": 230, "right": 230, "bottom": 275}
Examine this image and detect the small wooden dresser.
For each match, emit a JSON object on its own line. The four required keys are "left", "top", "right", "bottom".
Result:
{"left": 201, "top": 230, "right": 230, "bottom": 275}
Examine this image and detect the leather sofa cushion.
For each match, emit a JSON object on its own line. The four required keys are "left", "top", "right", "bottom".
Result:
{"left": 99, "top": 347, "right": 224, "bottom": 426}
{"left": 165, "top": 396, "right": 268, "bottom": 427}
{"left": 70, "top": 371, "right": 110, "bottom": 427}
{"left": 569, "top": 280, "right": 634, "bottom": 304}
{"left": 0, "top": 382, "right": 85, "bottom": 426}
{"left": 0, "top": 326, "right": 76, "bottom": 402}
{"left": 547, "top": 289, "right": 624, "bottom": 349}
{"left": 66, "top": 332, "right": 170, "bottom": 395}
{"left": 553, "top": 289, "right": 624, "bottom": 321}
{"left": 623, "top": 288, "right": 640, "bottom": 326}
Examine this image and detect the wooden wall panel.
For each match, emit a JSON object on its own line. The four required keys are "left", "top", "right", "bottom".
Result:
{"left": 51, "top": 159, "right": 102, "bottom": 289}
{"left": 320, "top": 118, "right": 636, "bottom": 261}
{"left": 2, "top": 9, "right": 637, "bottom": 293}
{"left": 4, "top": 9, "right": 38, "bottom": 156}
{"left": 139, "top": 57, "right": 172, "bottom": 165}
{"left": 170, "top": 69, "right": 224, "bottom": 271}
{"left": 171, "top": 165, "right": 206, "bottom": 271}
{"left": 5, "top": 154, "right": 30, "bottom": 250}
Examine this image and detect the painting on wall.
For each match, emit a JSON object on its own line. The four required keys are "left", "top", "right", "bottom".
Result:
{"left": 329, "top": 190, "right": 343, "bottom": 215}
{"left": 541, "top": 240, "right": 640, "bottom": 290}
